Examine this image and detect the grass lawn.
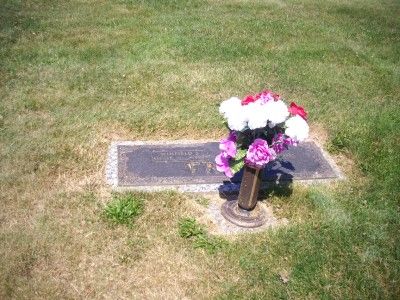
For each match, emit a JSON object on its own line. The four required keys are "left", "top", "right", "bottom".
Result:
{"left": 1, "top": 0, "right": 399, "bottom": 298}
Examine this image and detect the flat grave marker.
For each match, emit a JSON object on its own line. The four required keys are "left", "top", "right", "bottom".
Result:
{"left": 106, "top": 140, "right": 342, "bottom": 192}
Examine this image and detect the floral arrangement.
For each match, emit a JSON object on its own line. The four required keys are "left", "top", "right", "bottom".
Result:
{"left": 215, "top": 90, "right": 309, "bottom": 177}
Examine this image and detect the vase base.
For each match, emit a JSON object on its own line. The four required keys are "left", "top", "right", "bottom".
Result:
{"left": 221, "top": 200, "right": 266, "bottom": 228}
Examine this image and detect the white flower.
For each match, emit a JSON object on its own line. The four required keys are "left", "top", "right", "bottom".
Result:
{"left": 219, "top": 97, "right": 248, "bottom": 131}
{"left": 247, "top": 102, "right": 268, "bottom": 129}
{"left": 218, "top": 96, "right": 292, "bottom": 132}
{"left": 226, "top": 106, "right": 248, "bottom": 131}
{"left": 285, "top": 115, "right": 309, "bottom": 142}
{"left": 265, "top": 100, "right": 289, "bottom": 127}
{"left": 219, "top": 97, "right": 241, "bottom": 117}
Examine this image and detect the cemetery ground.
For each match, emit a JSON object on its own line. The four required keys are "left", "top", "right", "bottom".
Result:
{"left": 0, "top": 0, "right": 399, "bottom": 298}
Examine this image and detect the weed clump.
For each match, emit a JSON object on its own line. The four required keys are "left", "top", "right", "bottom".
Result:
{"left": 178, "top": 217, "right": 205, "bottom": 238}
{"left": 104, "top": 193, "right": 144, "bottom": 226}
{"left": 178, "top": 218, "right": 227, "bottom": 253}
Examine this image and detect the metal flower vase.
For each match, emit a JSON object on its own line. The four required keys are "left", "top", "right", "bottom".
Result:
{"left": 221, "top": 165, "right": 266, "bottom": 227}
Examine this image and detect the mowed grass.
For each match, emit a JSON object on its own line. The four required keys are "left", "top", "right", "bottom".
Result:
{"left": 0, "top": 0, "right": 399, "bottom": 298}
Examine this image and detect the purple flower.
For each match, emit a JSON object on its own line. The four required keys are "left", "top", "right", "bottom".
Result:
{"left": 285, "top": 136, "right": 298, "bottom": 147}
{"left": 272, "top": 133, "right": 297, "bottom": 154}
{"left": 215, "top": 131, "right": 237, "bottom": 178}
{"left": 228, "top": 131, "right": 238, "bottom": 142}
{"left": 215, "top": 152, "right": 233, "bottom": 178}
{"left": 245, "top": 138, "right": 277, "bottom": 168}
{"left": 219, "top": 131, "right": 237, "bottom": 157}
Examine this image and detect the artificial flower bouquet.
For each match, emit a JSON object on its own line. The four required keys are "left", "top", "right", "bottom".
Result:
{"left": 215, "top": 90, "right": 309, "bottom": 177}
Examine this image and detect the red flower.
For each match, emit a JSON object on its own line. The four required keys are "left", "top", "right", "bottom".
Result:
{"left": 241, "top": 95, "right": 256, "bottom": 105}
{"left": 242, "top": 90, "right": 281, "bottom": 105}
{"left": 255, "top": 90, "right": 271, "bottom": 100}
{"left": 271, "top": 92, "right": 280, "bottom": 101}
{"left": 288, "top": 102, "right": 308, "bottom": 120}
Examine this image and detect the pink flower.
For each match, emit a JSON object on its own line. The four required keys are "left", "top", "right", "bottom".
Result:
{"left": 242, "top": 90, "right": 280, "bottom": 105}
{"left": 219, "top": 130, "right": 237, "bottom": 148}
{"left": 219, "top": 140, "right": 236, "bottom": 158}
{"left": 219, "top": 131, "right": 237, "bottom": 157}
{"left": 288, "top": 102, "right": 308, "bottom": 120}
{"left": 241, "top": 95, "right": 256, "bottom": 105}
{"left": 215, "top": 152, "right": 233, "bottom": 178}
{"left": 215, "top": 131, "right": 237, "bottom": 178}
{"left": 245, "top": 138, "right": 277, "bottom": 169}
{"left": 256, "top": 90, "right": 281, "bottom": 103}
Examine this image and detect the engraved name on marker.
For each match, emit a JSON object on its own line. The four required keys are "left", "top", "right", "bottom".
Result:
{"left": 151, "top": 149, "right": 210, "bottom": 162}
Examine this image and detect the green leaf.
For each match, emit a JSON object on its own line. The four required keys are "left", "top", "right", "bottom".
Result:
{"left": 228, "top": 148, "right": 246, "bottom": 174}
{"left": 230, "top": 158, "right": 245, "bottom": 174}
{"left": 235, "top": 149, "right": 247, "bottom": 160}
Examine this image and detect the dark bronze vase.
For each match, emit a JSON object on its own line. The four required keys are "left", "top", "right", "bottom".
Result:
{"left": 237, "top": 165, "right": 263, "bottom": 210}
{"left": 221, "top": 165, "right": 266, "bottom": 228}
